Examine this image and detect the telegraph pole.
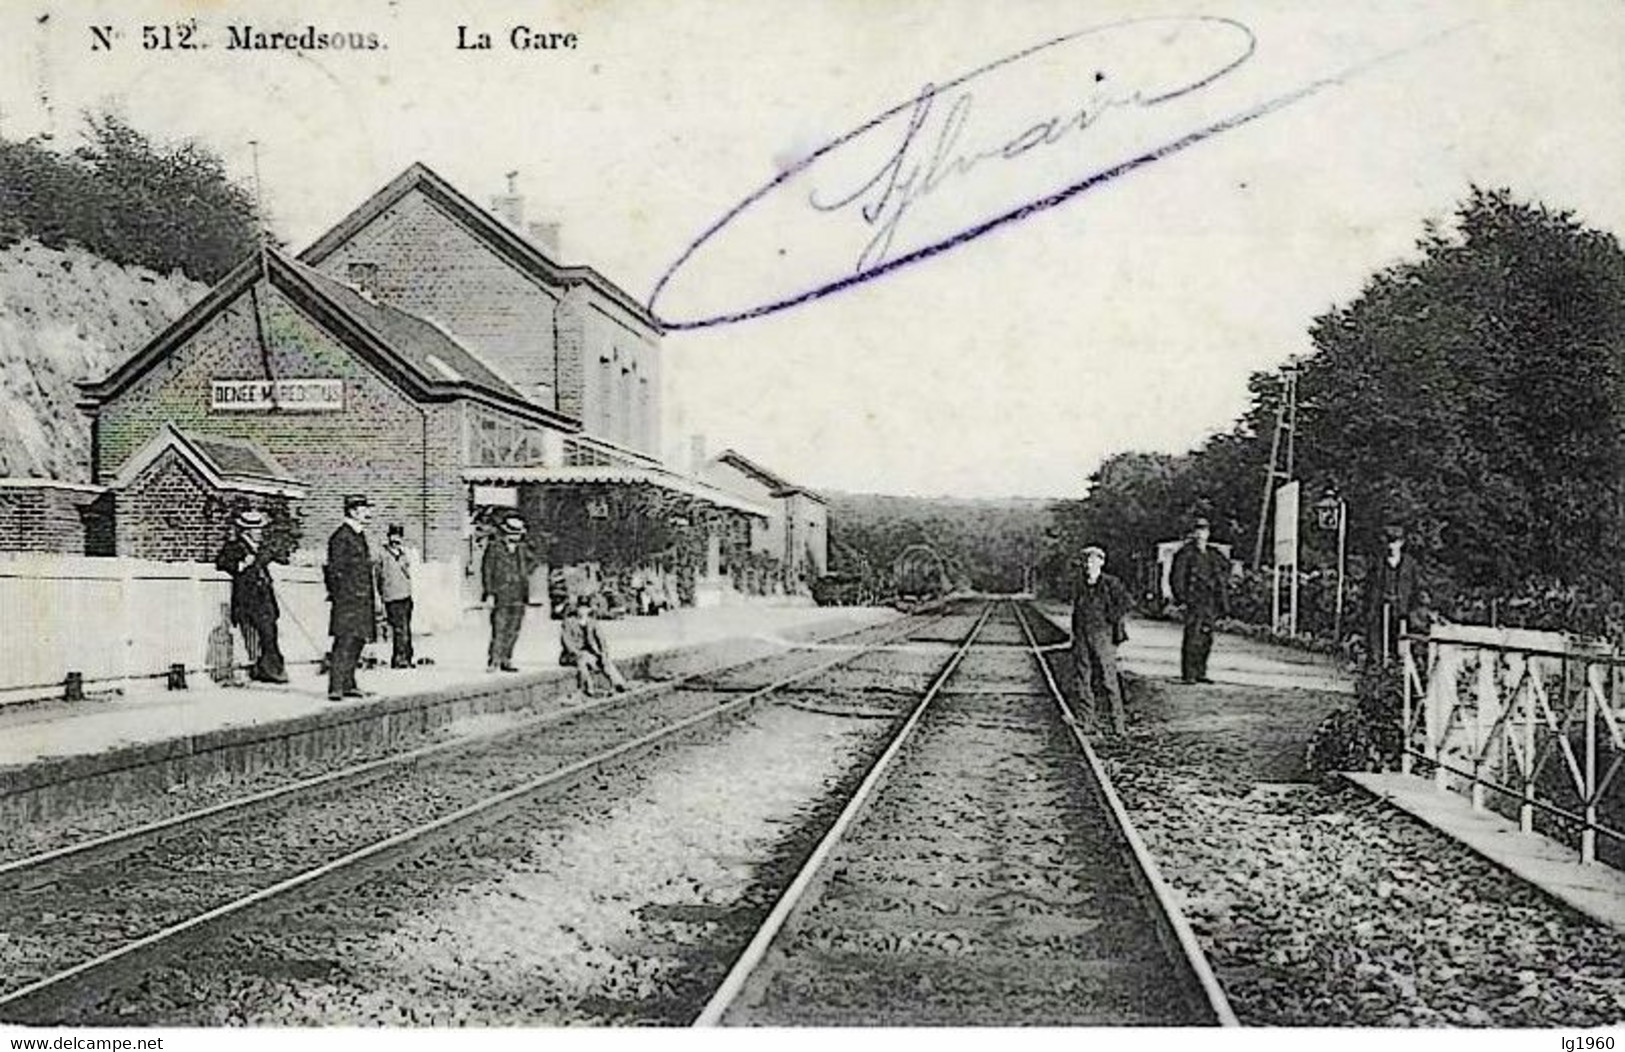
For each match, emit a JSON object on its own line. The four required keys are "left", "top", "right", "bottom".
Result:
{"left": 1251, "top": 363, "right": 1300, "bottom": 570}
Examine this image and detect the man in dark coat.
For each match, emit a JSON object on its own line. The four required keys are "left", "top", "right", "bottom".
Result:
{"left": 482, "top": 514, "right": 536, "bottom": 672}
{"left": 560, "top": 596, "right": 629, "bottom": 696}
{"left": 1071, "top": 545, "right": 1132, "bottom": 735}
{"left": 214, "top": 508, "right": 286, "bottom": 683}
{"left": 1170, "top": 517, "right": 1230, "bottom": 683}
{"left": 1367, "top": 525, "right": 1420, "bottom": 663}
{"left": 325, "top": 494, "right": 378, "bottom": 701}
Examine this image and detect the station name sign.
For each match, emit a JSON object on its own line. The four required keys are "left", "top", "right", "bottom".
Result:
{"left": 211, "top": 378, "right": 344, "bottom": 412}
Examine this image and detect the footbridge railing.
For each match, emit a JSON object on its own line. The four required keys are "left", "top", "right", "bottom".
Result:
{"left": 1400, "top": 625, "right": 1625, "bottom": 866}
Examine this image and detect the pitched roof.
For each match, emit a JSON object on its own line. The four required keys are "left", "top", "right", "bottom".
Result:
{"left": 112, "top": 424, "right": 306, "bottom": 497}
{"left": 79, "top": 249, "right": 578, "bottom": 434}
{"left": 290, "top": 259, "right": 521, "bottom": 400}
{"left": 188, "top": 432, "right": 291, "bottom": 480}
{"left": 298, "top": 162, "right": 661, "bottom": 333}
{"left": 712, "top": 448, "right": 826, "bottom": 503}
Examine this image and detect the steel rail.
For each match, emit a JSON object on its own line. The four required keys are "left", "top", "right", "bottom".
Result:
{"left": 0, "top": 611, "right": 963, "bottom": 1021}
{"left": 1012, "top": 602, "right": 1239, "bottom": 1027}
{"left": 0, "top": 614, "right": 927, "bottom": 884}
{"left": 692, "top": 601, "right": 994, "bottom": 1026}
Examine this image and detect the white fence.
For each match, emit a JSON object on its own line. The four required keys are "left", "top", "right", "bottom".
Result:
{"left": 1401, "top": 624, "right": 1625, "bottom": 866}
{"left": 0, "top": 553, "right": 465, "bottom": 703}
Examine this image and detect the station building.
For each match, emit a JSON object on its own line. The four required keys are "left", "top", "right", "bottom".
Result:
{"left": 72, "top": 162, "right": 778, "bottom": 611}
{"left": 702, "top": 447, "right": 829, "bottom": 591}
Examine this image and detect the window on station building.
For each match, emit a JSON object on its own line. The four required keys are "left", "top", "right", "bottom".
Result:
{"left": 472, "top": 408, "right": 550, "bottom": 467}
{"left": 620, "top": 358, "right": 635, "bottom": 447}
{"left": 597, "top": 353, "right": 614, "bottom": 435}
{"left": 637, "top": 376, "right": 651, "bottom": 451}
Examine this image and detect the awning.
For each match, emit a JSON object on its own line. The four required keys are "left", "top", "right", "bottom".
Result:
{"left": 462, "top": 464, "right": 771, "bottom": 518}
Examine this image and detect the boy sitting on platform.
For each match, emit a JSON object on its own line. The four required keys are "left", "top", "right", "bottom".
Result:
{"left": 559, "top": 597, "right": 630, "bottom": 697}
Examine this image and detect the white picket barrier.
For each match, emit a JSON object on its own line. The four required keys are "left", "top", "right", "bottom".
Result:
{"left": 0, "top": 552, "right": 465, "bottom": 703}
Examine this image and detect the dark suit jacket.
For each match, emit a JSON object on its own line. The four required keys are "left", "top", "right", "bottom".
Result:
{"left": 326, "top": 524, "right": 377, "bottom": 640}
{"left": 1072, "top": 572, "right": 1132, "bottom": 646}
{"left": 1367, "top": 553, "right": 1421, "bottom": 637}
{"left": 1171, "top": 542, "right": 1230, "bottom": 616}
{"left": 215, "top": 536, "right": 278, "bottom": 626}
{"left": 482, "top": 539, "right": 535, "bottom": 606}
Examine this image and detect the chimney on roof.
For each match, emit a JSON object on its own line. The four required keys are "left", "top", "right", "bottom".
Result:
{"left": 490, "top": 169, "right": 524, "bottom": 229}
{"left": 527, "top": 220, "right": 561, "bottom": 258}
{"left": 689, "top": 433, "right": 707, "bottom": 474}
{"left": 346, "top": 260, "right": 381, "bottom": 301}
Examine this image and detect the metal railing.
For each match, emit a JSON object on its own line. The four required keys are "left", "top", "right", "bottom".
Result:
{"left": 1400, "top": 626, "right": 1625, "bottom": 865}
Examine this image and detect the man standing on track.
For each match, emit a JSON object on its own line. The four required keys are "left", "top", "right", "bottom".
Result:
{"left": 482, "top": 514, "right": 536, "bottom": 672}
{"left": 1071, "top": 545, "right": 1131, "bottom": 735}
{"left": 214, "top": 508, "right": 287, "bottom": 684}
{"left": 325, "top": 494, "right": 378, "bottom": 701}
{"left": 1170, "top": 517, "right": 1230, "bottom": 684}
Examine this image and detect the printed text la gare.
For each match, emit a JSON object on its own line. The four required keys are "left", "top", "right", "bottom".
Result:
{"left": 457, "top": 25, "right": 578, "bottom": 51}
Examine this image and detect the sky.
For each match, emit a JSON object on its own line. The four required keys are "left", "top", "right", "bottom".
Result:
{"left": 2, "top": 0, "right": 1623, "bottom": 498}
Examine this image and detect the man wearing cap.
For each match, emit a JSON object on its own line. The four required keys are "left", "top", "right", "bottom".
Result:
{"left": 214, "top": 508, "right": 286, "bottom": 684}
{"left": 1367, "top": 525, "right": 1420, "bottom": 663}
{"left": 325, "top": 494, "right": 378, "bottom": 700}
{"left": 1170, "top": 517, "right": 1230, "bottom": 683}
{"left": 482, "top": 514, "right": 536, "bottom": 672}
{"left": 374, "top": 524, "right": 416, "bottom": 669}
{"left": 1071, "top": 545, "right": 1131, "bottom": 734}
{"left": 559, "top": 596, "right": 630, "bottom": 696}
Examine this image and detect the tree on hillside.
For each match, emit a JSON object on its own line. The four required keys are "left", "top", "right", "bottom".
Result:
{"left": 827, "top": 494, "right": 1053, "bottom": 593}
{"left": 1054, "top": 187, "right": 1625, "bottom": 635}
{"left": 0, "top": 112, "right": 262, "bottom": 283}
{"left": 1295, "top": 188, "right": 1625, "bottom": 613}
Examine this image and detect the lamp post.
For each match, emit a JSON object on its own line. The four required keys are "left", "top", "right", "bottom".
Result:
{"left": 1315, "top": 491, "right": 1348, "bottom": 643}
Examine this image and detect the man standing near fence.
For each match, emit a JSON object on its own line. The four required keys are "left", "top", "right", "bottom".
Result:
{"left": 1071, "top": 545, "right": 1131, "bottom": 735}
{"left": 1367, "top": 524, "right": 1419, "bottom": 663}
{"left": 1171, "top": 517, "right": 1230, "bottom": 684}
{"left": 482, "top": 514, "right": 536, "bottom": 672}
{"left": 325, "top": 494, "right": 378, "bottom": 701}
{"left": 375, "top": 523, "right": 416, "bottom": 669}
{"left": 214, "top": 508, "right": 286, "bottom": 684}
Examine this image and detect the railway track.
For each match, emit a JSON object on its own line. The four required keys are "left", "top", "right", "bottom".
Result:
{"left": 696, "top": 599, "right": 1236, "bottom": 1026}
{"left": 0, "top": 609, "right": 961, "bottom": 1025}
{"left": 0, "top": 599, "right": 1234, "bottom": 1026}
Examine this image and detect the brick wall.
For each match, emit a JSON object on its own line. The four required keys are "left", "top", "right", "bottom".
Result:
{"left": 556, "top": 286, "right": 588, "bottom": 420}
{"left": 94, "top": 280, "right": 445, "bottom": 562}
{"left": 788, "top": 493, "right": 829, "bottom": 578}
{"left": 115, "top": 450, "right": 230, "bottom": 561}
{"left": 0, "top": 486, "right": 112, "bottom": 555}
{"left": 309, "top": 186, "right": 663, "bottom": 459}
{"left": 310, "top": 189, "right": 561, "bottom": 404}
{"left": 575, "top": 301, "right": 661, "bottom": 456}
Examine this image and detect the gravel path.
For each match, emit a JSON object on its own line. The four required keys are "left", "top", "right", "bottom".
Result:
{"left": 1102, "top": 673, "right": 1625, "bottom": 1027}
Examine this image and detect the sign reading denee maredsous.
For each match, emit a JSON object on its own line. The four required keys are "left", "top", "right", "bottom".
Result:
{"left": 211, "top": 378, "right": 344, "bottom": 412}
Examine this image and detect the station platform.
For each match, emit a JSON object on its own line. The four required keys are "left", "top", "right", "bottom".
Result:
{"left": 0, "top": 604, "right": 895, "bottom": 815}
{"left": 1346, "top": 772, "right": 1625, "bottom": 937}
{"left": 1036, "top": 607, "right": 1354, "bottom": 695}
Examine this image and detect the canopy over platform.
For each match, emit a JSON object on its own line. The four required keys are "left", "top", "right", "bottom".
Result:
{"left": 461, "top": 463, "right": 771, "bottom": 519}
